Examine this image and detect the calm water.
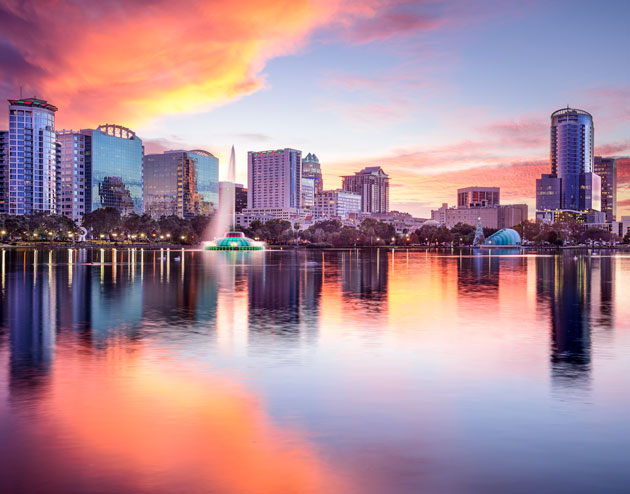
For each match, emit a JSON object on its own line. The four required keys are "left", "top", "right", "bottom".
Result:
{"left": 1, "top": 247, "right": 629, "bottom": 493}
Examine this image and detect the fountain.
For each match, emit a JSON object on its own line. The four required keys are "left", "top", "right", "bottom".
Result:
{"left": 204, "top": 146, "right": 264, "bottom": 251}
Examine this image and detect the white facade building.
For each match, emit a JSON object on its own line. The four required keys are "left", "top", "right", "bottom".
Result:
{"left": 314, "top": 190, "right": 361, "bottom": 219}
{"left": 247, "top": 149, "right": 301, "bottom": 210}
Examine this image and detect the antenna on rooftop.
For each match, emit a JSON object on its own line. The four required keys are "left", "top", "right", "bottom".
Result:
{"left": 19, "top": 86, "right": 22, "bottom": 98}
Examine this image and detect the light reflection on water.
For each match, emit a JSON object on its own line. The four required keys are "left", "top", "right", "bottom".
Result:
{"left": 1, "top": 247, "right": 630, "bottom": 493}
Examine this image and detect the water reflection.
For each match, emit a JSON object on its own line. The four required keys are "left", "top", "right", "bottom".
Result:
{"left": 0, "top": 247, "right": 629, "bottom": 493}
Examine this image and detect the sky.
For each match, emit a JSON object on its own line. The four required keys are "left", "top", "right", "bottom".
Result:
{"left": 1, "top": 0, "right": 629, "bottom": 218}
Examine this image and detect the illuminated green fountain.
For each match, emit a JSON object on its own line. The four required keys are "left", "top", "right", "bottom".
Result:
{"left": 203, "top": 146, "right": 264, "bottom": 251}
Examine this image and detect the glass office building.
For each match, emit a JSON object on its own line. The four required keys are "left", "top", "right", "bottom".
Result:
{"left": 144, "top": 150, "right": 218, "bottom": 218}
{"left": 7, "top": 98, "right": 60, "bottom": 215}
{"left": 0, "top": 130, "right": 7, "bottom": 213}
{"left": 85, "top": 124, "right": 143, "bottom": 214}
{"left": 594, "top": 156, "right": 617, "bottom": 222}
{"left": 550, "top": 107, "right": 595, "bottom": 211}
{"left": 190, "top": 150, "right": 219, "bottom": 215}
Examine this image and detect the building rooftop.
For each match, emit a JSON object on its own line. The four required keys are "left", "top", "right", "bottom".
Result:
{"left": 551, "top": 106, "right": 592, "bottom": 118}
{"left": 9, "top": 97, "right": 58, "bottom": 112}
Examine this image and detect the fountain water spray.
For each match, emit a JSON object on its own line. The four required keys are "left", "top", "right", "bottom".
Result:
{"left": 204, "top": 146, "right": 264, "bottom": 251}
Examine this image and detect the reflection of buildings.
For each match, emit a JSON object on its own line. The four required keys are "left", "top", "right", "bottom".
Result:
{"left": 87, "top": 124, "right": 144, "bottom": 214}
{"left": 99, "top": 176, "right": 135, "bottom": 215}
{"left": 340, "top": 249, "right": 388, "bottom": 312}
{"left": 246, "top": 251, "right": 322, "bottom": 342}
{"left": 248, "top": 252, "right": 301, "bottom": 334}
{"left": 2, "top": 250, "right": 57, "bottom": 397}
{"left": 456, "top": 253, "right": 500, "bottom": 297}
{"left": 536, "top": 255, "right": 594, "bottom": 386}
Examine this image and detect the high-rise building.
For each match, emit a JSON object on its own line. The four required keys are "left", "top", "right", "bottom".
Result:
{"left": 301, "top": 177, "right": 315, "bottom": 209}
{"left": 7, "top": 98, "right": 60, "bottom": 215}
{"left": 314, "top": 189, "right": 361, "bottom": 218}
{"left": 57, "top": 130, "right": 90, "bottom": 221}
{"left": 235, "top": 184, "right": 247, "bottom": 213}
{"left": 341, "top": 166, "right": 389, "bottom": 213}
{"left": 0, "top": 130, "right": 7, "bottom": 213}
{"left": 144, "top": 150, "right": 218, "bottom": 218}
{"left": 457, "top": 187, "right": 500, "bottom": 208}
{"left": 594, "top": 156, "right": 617, "bottom": 222}
{"left": 83, "top": 124, "right": 144, "bottom": 215}
{"left": 302, "top": 153, "right": 323, "bottom": 193}
{"left": 536, "top": 107, "right": 602, "bottom": 221}
{"left": 247, "top": 148, "right": 301, "bottom": 210}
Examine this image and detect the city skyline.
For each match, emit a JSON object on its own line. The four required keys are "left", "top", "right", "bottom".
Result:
{"left": 1, "top": 0, "right": 629, "bottom": 218}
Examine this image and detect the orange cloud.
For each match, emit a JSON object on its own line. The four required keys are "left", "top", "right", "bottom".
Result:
{"left": 0, "top": 0, "right": 346, "bottom": 128}
{"left": 0, "top": 0, "right": 445, "bottom": 129}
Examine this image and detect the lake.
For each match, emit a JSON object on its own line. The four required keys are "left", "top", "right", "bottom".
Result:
{"left": 1, "top": 247, "right": 629, "bottom": 493}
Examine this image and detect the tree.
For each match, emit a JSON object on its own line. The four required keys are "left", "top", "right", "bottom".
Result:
{"left": 262, "top": 219, "right": 292, "bottom": 244}
{"left": 82, "top": 207, "right": 121, "bottom": 237}
{"left": 450, "top": 222, "right": 475, "bottom": 245}
{"left": 416, "top": 224, "right": 438, "bottom": 244}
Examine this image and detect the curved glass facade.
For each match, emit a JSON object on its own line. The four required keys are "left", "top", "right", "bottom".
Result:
{"left": 87, "top": 124, "right": 143, "bottom": 214}
{"left": 8, "top": 98, "right": 59, "bottom": 215}
{"left": 550, "top": 108, "right": 594, "bottom": 210}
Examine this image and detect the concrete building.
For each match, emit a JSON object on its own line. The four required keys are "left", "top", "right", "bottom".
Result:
{"left": 594, "top": 156, "right": 617, "bottom": 222}
{"left": 144, "top": 150, "right": 218, "bottom": 218}
{"left": 314, "top": 189, "right": 361, "bottom": 219}
{"left": 431, "top": 186, "right": 527, "bottom": 229}
{"left": 341, "top": 166, "right": 389, "bottom": 213}
{"left": 247, "top": 148, "right": 301, "bottom": 210}
{"left": 301, "top": 177, "right": 315, "bottom": 209}
{"left": 302, "top": 153, "right": 323, "bottom": 193}
{"left": 458, "top": 187, "right": 500, "bottom": 208}
{"left": 56, "top": 130, "right": 90, "bottom": 221}
{"left": 431, "top": 203, "right": 528, "bottom": 229}
{"left": 7, "top": 98, "right": 60, "bottom": 215}
{"left": 236, "top": 207, "right": 301, "bottom": 228}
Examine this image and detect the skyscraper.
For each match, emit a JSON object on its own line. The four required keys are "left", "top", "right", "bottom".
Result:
{"left": 302, "top": 153, "right": 323, "bottom": 193}
{"left": 7, "top": 98, "right": 60, "bottom": 215}
{"left": 143, "top": 150, "right": 218, "bottom": 218}
{"left": 550, "top": 107, "right": 598, "bottom": 211}
{"left": 536, "top": 107, "right": 602, "bottom": 221}
{"left": 341, "top": 166, "right": 389, "bottom": 213}
{"left": 594, "top": 156, "right": 617, "bottom": 222}
{"left": 83, "top": 124, "right": 144, "bottom": 214}
{"left": 0, "top": 130, "right": 7, "bottom": 213}
{"left": 247, "top": 148, "right": 301, "bottom": 210}
{"left": 57, "top": 130, "right": 90, "bottom": 221}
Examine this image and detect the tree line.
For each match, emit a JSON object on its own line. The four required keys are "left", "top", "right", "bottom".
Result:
{"left": 1, "top": 209, "right": 626, "bottom": 246}
{"left": 0, "top": 208, "right": 212, "bottom": 244}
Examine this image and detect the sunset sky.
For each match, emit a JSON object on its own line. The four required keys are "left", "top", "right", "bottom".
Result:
{"left": 1, "top": 0, "right": 629, "bottom": 217}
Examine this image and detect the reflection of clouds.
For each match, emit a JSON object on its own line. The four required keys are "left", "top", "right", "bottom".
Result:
{"left": 38, "top": 346, "right": 348, "bottom": 494}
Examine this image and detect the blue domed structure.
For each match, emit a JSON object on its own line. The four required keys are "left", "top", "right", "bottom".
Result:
{"left": 484, "top": 228, "right": 521, "bottom": 246}
{"left": 204, "top": 232, "right": 264, "bottom": 251}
